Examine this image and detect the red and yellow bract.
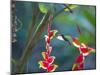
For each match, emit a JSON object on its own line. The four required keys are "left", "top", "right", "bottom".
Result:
{"left": 72, "top": 37, "right": 95, "bottom": 70}
{"left": 72, "top": 37, "right": 95, "bottom": 56}
{"left": 38, "top": 21, "right": 58, "bottom": 72}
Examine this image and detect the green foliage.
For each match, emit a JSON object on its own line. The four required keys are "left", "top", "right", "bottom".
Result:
{"left": 64, "top": 5, "right": 78, "bottom": 12}
{"left": 38, "top": 3, "right": 54, "bottom": 13}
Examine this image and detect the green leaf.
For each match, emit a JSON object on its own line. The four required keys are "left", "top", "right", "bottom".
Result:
{"left": 39, "top": 3, "right": 48, "bottom": 13}
{"left": 38, "top": 3, "right": 54, "bottom": 14}
{"left": 64, "top": 5, "right": 78, "bottom": 12}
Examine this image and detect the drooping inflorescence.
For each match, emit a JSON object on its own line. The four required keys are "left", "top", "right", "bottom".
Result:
{"left": 38, "top": 15, "right": 58, "bottom": 72}
{"left": 72, "top": 37, "right": 95, "bottom": 70}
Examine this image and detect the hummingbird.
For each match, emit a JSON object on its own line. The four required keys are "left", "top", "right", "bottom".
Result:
{"left": 56, "top": 34, "right": 72, "bottom": 45}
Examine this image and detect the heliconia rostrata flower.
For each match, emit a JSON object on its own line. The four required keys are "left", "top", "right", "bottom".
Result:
{"left": 38, "top": 18, "right": 58, "bottom": 72}
{"left": 72, "top": 37, "right": 95, "bottom": 56}
{"left": 72, "top": 37, "right": 95, "bottom": 70}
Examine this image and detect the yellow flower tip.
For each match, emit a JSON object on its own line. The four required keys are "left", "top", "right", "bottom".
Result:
{"left": 89, "top": 49, "right": 95, "bottom": 54}
{"left": 81, "top": 43, "right": 87, "bottom": 48}
{"left": 88, "top": 47, "right": 96, "bottom": 54}
{"left": 72, "top": 37, "right": 81, "bottom": 48}
{"left": 51, "top": 30, "right": 58, "bottom": 33}
{"left": 54, "top": 30, "right": 58, "bottom": 33}
{"left": 91, "top": 49, "right": 95, "bottom": 53}
{"left": 92, "top": 48, "right": 95, "bottom": 52}
{"left": 55, "top": 64, "right": 58, "bottom": 68}
{"left": 92, "top": 50, "right": 96, "bottom": 53}
{"left": 42, "top": 52, "right": 46, "bottom": 59}
{"left": 72, "top": 42, "right": 80, "bottom": 48}
{"left": 53, "top": 30, "right": 58, "bottom": 36}
{"left": 38, "top": 61, "right": 43, "bottom": 68}
{"left": 72, "top": 64, "right": 77, "bottom": 71}
{"left": 50, "top": 30, "right": 58, "bottom": 39}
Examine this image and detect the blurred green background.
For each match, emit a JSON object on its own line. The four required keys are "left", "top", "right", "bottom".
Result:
{"left": 12, "top": 1, "right": 96, "bottom": 74}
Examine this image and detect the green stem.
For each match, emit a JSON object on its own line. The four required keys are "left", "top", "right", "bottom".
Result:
{"left": 16, "top": 12, "right": 50, "bottom": 73}
{"left": 24, "top": 5, "right": 40, "bottom": 49}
